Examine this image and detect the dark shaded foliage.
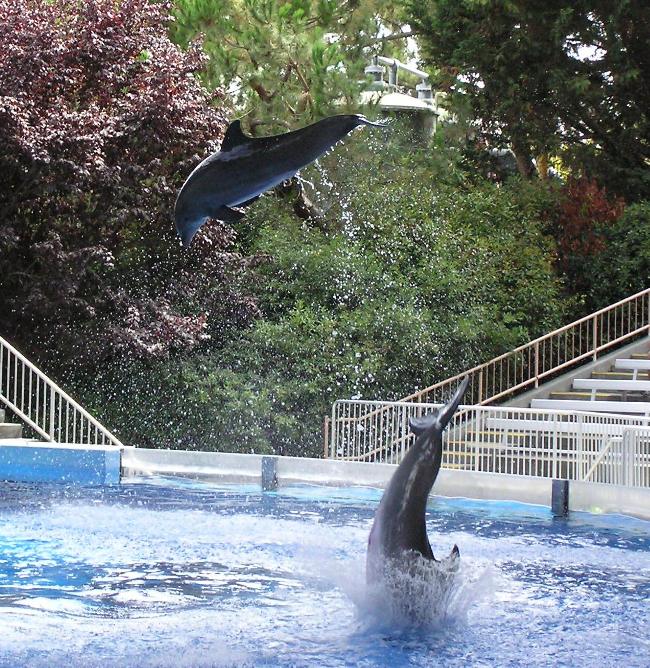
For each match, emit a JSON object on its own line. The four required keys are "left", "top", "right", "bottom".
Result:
{"left": 405, "top": 1, "right": 650, "bottom": 200}
{"left": 573, "top": 201, "right": 650, "bottom": 310}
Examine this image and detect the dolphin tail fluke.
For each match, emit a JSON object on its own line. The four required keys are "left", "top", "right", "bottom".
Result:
{"left": 407, "top": 376, "right": 469, "bottom": 437}
{"left": 436, "top": 376, "right": 470, "bottom": 430}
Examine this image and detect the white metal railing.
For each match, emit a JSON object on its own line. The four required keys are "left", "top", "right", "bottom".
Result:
{"left": 583, "top": 427, "right": 650, "bottom": 486}
{"left": 0, "top": 335, "right": 124, "bottom": 447}
{"left": 326, "top": 288, "right": 649, "bottom": 462}
{"left": 329, "top": 400, "right": 650, "bottom": 487}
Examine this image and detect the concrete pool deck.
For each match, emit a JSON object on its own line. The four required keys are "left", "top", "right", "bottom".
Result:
{"left": 122, "top": 447, "right": 650, "bottom": 521}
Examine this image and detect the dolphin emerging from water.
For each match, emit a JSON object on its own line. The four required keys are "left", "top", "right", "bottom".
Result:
{"left": 174, "top": 114, "right": 386, "bottom": 247}
{"left": 366, "top": 377, "right": 470, "bottom": 585}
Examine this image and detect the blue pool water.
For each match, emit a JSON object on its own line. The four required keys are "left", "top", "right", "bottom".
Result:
{"left": 0, "top": 477, "right": 649, "bottom": 667}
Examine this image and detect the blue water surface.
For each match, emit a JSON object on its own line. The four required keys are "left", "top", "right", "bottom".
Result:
{"left": 0, "top": 476, "right": 648, "bottom": 667}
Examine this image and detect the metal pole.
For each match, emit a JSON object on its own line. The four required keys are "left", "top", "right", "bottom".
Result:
{"left": 49, "top": 385, "right": 55, "bottom": 441}
{"left": 323, "top": 416, "right": 330, "bottom": 459}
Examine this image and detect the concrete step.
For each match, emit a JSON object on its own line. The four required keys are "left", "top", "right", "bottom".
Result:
{"left": 0, "top": 423, "right": 22, "bottom": 439}
{"left": 549, "top": 391, "right": 622, "bottom": 401}
{"left": 531, "top": 398, "right": 650, "bottom": 415}
{"left": 614, "top": 358, "right": 650, "bottom": 370}
{"left": 592, "top": 370, "right": 650, "bottom": 380}
{"left": 0, "top": 438, "right": 34, "bottom": 446}
{"left": 631, "top": 352, "right": 650, "bottom": 360}
{"left": 573, "top": 378, "right": 650, "bottom": 393}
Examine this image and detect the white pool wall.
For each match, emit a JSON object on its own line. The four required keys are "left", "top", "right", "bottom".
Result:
{"left": 121, "top": 448, "right": 650, "bottom": 520}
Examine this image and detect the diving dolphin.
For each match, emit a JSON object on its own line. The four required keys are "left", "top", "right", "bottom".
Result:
{"left": 366, "top": 376, "right": 470, "bottom": 582}
{"left": 174, "top": 114, "right": 386, "bottom": 247}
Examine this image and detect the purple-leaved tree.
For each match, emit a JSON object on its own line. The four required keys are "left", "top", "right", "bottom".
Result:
{"left": 0, "top": 0, "right": 259, "bottom": 366}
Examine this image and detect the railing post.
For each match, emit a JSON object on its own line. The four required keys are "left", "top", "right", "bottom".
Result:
{"left": 478, "top": 369, "right": 483, "bottom": 404}
{"left": 322, "top": 416, "right": 330, "bottom": 459}
{"left": 49, "top": 385, "right": 56, "bottom": 441}
{"left": 400, "top": 404, "right": 409, "bottom": 463}
{"left": 576, "top": 414, "right": 583, "bottom": 480}
{"left": 534, "top": 341, "right": 540, "bottom": 388}
{"left": 592, "top": 315, "right": 598, "bottom": 361}
{"left": 621, "top": 431, "right": 629, "bottom": 486}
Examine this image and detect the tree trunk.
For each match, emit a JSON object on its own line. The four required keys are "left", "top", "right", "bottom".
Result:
{"left": 512, "top": 139, "right": 535, "bottom": 179}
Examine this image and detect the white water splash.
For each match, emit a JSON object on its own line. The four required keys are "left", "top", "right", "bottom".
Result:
{"left": 332, "top": 552, "right": 498, "bottom": 630}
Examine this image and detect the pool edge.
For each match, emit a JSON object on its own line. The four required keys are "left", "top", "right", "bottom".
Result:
{"left": 121, "top": 448, "right": 650, "bottom": 521}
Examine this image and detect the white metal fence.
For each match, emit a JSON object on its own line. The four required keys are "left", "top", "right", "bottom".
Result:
{"left": 583, "top": 427, "right": 650, "bottom": 486}
{"left": 0, "top": 335, "right": 124, "bottom": 447}
{"left": 329, "top": 400, "right": 650, "bottom": 487}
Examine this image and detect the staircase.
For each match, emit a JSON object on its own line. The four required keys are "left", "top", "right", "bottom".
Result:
{"left": 531, "top": 349, "right": 650, "bottom": 415}
{"left": 0, "top": 334, "right": 125, "bottom": 485}
{"left": 0, "top": 334, "right": 123, "bottom": 447}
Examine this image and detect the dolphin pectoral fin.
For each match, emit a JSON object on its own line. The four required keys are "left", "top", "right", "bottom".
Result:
{"left": 235, "top": 194, "right": 261, "bottom": 208}
{"left": 409, "top": 414, "right": 437, "bottom": 436}
{"left": 210, "top": 205, "right": 246, "bottom": 223}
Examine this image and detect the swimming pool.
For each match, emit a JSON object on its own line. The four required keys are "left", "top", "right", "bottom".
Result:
{"left": 1, "top": 477, "right": 649, "bottom": 667}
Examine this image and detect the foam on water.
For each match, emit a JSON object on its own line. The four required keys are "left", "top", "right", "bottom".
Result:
{"left": 0, "top": 478, "right": 649, "bottom": 667}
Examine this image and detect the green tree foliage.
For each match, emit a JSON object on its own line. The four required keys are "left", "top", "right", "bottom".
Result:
{"left": 94, "top": 131, "right": 567, "bottom": 457}
{"left": 0, "top": 0, "right": 258, "bottom": 369}
{"left": 404, "top": 1, "right": 650, "bottom": 200}
{"left": 170, "top": 0, "right": 407, "bottom": 131}
{"left": 572, "top": 201, "right": 650, "bottom": 310}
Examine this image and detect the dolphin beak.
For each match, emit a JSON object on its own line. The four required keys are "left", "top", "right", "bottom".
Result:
{"left": 357, "top": 115, "right": 391, "bottom": 128}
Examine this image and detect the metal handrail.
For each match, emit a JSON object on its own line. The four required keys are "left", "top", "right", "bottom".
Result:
{"left": 403, "top": 287, "right": 650, "bottom": 405}
{"left": 0, "top": 335, "right": 124, "bottom": 447}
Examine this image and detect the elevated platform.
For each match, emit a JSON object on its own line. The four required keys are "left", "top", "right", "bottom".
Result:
{"left": 0, "top": 440, "right": 123, "bottom": 485}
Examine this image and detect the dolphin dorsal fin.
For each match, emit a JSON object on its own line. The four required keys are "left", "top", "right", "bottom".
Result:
{"left": 220, "top": 120, "right": 250, "bottom": 152}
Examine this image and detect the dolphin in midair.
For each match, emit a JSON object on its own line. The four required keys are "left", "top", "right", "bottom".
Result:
{"left": 366, "top": 377, "right": 470, "bottom": 584}
{"left": 174, "top": 114, "right": 386, "bottom": 247}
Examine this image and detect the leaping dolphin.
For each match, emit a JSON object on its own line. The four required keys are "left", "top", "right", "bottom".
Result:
{"left": 366, "top": 377, "right": 470, "bottom": 585}
{"left": 174, "top": 114, "right": 386, "bottom": 247}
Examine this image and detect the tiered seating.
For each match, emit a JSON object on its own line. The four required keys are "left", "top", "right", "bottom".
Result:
{"left": 531, "top": 351, "right": 650, "bottom": 416}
